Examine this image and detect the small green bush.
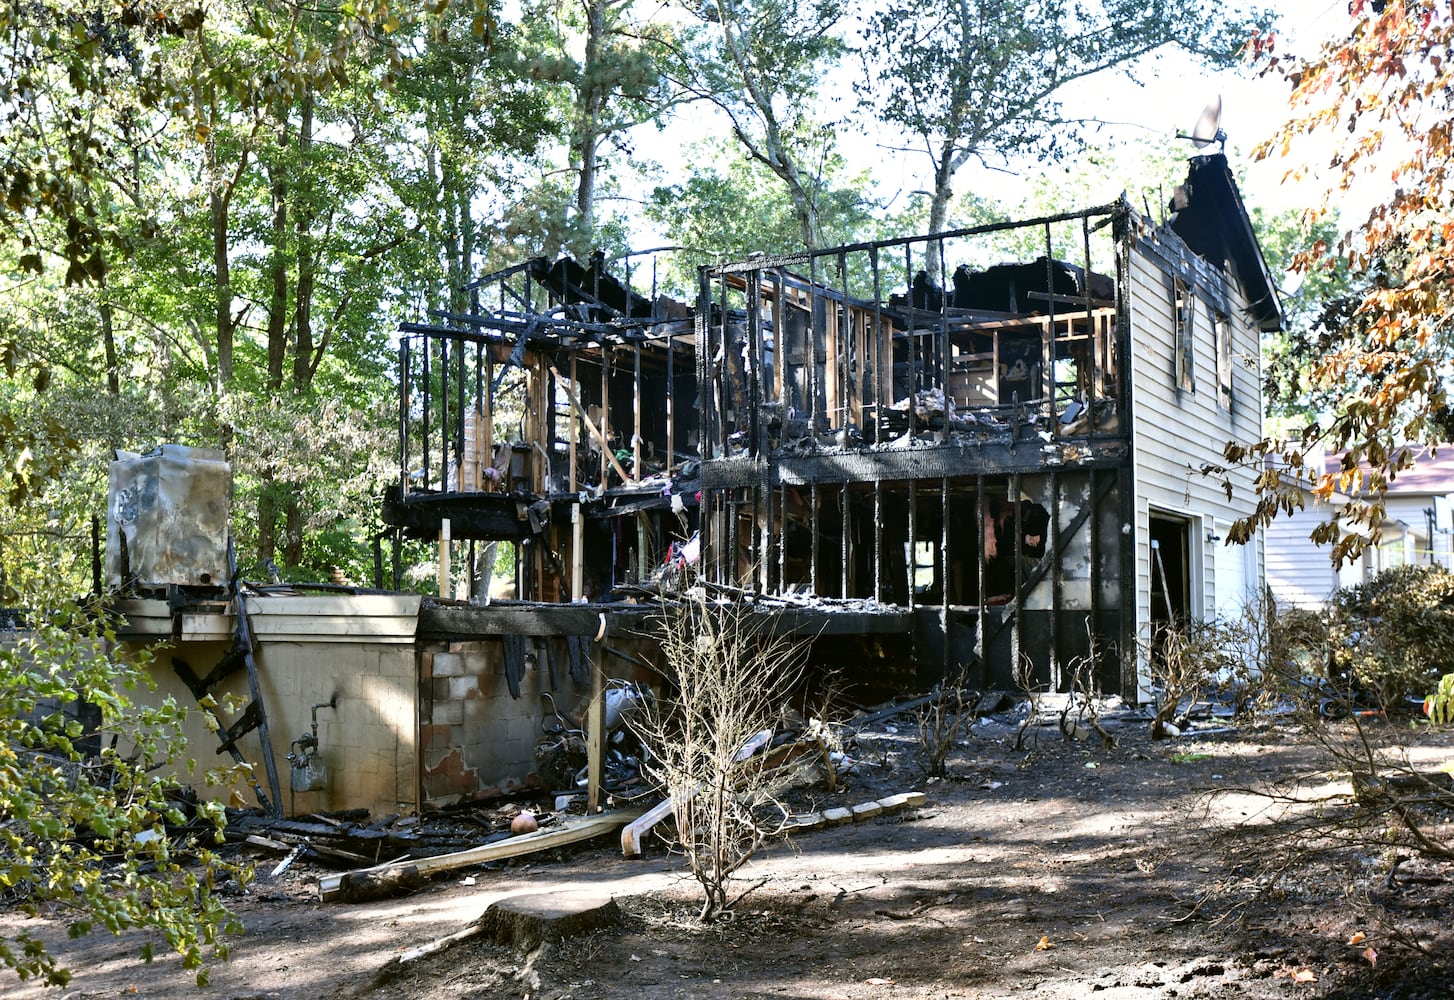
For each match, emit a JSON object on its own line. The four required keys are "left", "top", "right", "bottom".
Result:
{"left": 1426, "top": 672, "right": 1454, "bottom": 725}
{"left": 1329, "top": 565, "right": 1454, "bottom": 709}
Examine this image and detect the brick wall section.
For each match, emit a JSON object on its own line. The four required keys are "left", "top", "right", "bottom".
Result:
{"left": 417, "top": 635, "right": 655, "bottom": 808}
{"left": 419, "top": 637, "right": 568, "bottom": 806}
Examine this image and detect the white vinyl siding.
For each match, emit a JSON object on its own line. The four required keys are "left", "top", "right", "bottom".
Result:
{"left": 1264, "top": 501, "right": 1341, "bottom": 609}
{"left": 1127, "top": 233, "right": 1265, "bottom": 695}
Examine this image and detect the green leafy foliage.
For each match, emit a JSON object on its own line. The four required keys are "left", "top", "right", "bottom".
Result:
{"left": 857, "top": 0, "right": 1273, "bottom": 252}
{"left": 0, "top": 596, "right": 250, "bottom": 987}
{"left": 644, "top": 140, "right": 883, "bottom": 296}
{"left": 1329, "top": 565, "right": 1454, "bottom": 709}
{"left": 1252, "top": 207, "right": 1362, "bottom": 430}
{"left": 1426, "top": 672, "right": 1454, "bottom": 726}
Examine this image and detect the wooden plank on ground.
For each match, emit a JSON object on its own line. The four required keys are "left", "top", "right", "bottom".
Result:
{"left": 318, "top": 810, "right": 642, "bottom": 903}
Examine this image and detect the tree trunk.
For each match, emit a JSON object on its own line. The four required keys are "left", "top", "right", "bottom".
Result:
{"left": 283, "top": 495, "right": 304, "bottom": 567}
{"left": 778, "top": 164, "right": 822, "bottom": 250}
{"left": 714, "top": 7, "right": 824, "bottom": 250}
{"left": 267, "top": 162, "right": 288, "bottom": 392}
{"left": 210, "top": 180, "right": 233, "bottom": 390}
{"left": 572, "top": 0, "right": 608, "bottom": 243}
{"left": 99, "top": 278, "right": 119, "bottom": 399}
{"left": 924, "top": 145, "right": 956, "bottom": 284}
{"left": 292, "top": 90, "right": 316, "bottom": 393}
{"left": 257, "top": 476, "right": 279, "bottom": 566}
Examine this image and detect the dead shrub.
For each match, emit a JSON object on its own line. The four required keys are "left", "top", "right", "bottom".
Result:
{"left": 629, "top": 590, "right": 810, "bottom": 922}
{"left": 1013, "top": 652, "right": 1044, "bottom": 751}
{"left": 1144, "top": 619, "right": 1223, "bottom": 738}
{"left": 1060, "top": 642, "right": 1116, "bottom": 747}
{"left": 914, "top": 661, "right": 977, "bottom": 777}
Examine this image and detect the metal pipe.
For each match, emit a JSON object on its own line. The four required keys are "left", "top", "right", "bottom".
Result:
{"left": 975, "top": 475, "right": 986, "bottom": 678}
{"left": 1050, "top": 471, "right": 1061, "bottom": 691}
{"left": 421, "top": 335, "right": 430, "bottom": 490}
{"left": 907, "top": 479, "right": 917, "bottom": 613}
{"left": 869, "top": 245, "right": 882, "bottom": 445}
{"left": 941, "top": 476, "right": 950, "bottom": 679}
{"left": 904, "top": 244, "right": 916, "bottom": 429}
{"left": 807, "top": 254, "right": 818, "bottom": 437}
{"left": 1011, "top": 473, "right": 1023, "bottom": 679}
{"left": 1082, "top": 214, "right": 1097, "bottom": 432}
{"left": 398, "top": 339, "right": 409, "bottom": 497}
{"left": 1042, "top": 223, "right": 1055, "bottom": 430}
{"left": 873, "top": 478, "right": 882, "bottom": 604}
{"left": 839, "top": 250, "right": 850, "bottom": 436}
{"left": 455, "top": 336, "right": 466, "bottom": 481}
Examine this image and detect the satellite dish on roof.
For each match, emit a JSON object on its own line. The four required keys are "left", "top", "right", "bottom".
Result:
{"left": 1177, "top": 95, "right": 1227, "bottom": 151}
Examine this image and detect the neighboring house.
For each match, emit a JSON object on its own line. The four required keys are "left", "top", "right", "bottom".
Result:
{"left": 1265, "top": 446, "right": 1454, "bottom": 609}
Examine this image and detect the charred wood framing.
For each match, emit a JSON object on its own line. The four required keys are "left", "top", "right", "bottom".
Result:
{"left": 385, "top": 166, "right": 1279, "bottom": 700}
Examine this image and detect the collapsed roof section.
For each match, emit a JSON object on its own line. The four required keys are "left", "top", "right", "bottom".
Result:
{"left": 1169, "top": 152, "right": 1284, "bottom": 332}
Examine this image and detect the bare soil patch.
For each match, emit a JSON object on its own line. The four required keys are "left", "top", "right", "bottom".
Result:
{"left": 5, "top": 710, "right": 1453, "bottom": 999}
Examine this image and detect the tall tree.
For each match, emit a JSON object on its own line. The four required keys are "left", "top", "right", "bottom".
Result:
{"left": 679, "top": 0, "right": 849, "bottom": 250}
{"left": 517, "top": 0, "right": 680, "bottom": 249}
{"left": 859, "top": 0, "right": 1272, "bottom": 279}
{"left": 391, "top": 6, "right": 559, "bottom": 311}
{"left": 1227, "top": 1, "right": 1454, "bottom": 562}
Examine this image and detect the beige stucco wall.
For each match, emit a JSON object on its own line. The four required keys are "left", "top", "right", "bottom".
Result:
{"left": 120, "top": 594, "right": 421, "bottom": 817}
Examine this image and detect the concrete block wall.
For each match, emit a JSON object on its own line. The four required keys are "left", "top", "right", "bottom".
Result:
{"left": 419, "top": 637, "right": 593, "bottom": 807}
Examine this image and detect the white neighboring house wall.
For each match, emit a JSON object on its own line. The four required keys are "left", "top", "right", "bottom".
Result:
{"left": 1263, "top": 490, "right": 1345, "bottom": 610}
{"left": 1126, "top": 223, "right": 1266, "bottom": 698}
{"left": 1263, "top": 455, "right": 1454, "bottom": 610}
{"left": 1383, "top": 494, "right": 1452, "bottom": 569}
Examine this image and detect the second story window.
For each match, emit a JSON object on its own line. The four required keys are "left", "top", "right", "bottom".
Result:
{"left": 1173, "top": 277, "right": 1196, "bottom": 394}
{"left": 1215, "top": 312, "right": 1233, "bottom": 411}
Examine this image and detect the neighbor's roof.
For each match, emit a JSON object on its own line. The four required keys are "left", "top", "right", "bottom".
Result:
{"left": 1328, "top": 446, "right": 1454, "bottom": 497}
{"left": 1382, "top": 446, "right": 1454, "bottom": 495}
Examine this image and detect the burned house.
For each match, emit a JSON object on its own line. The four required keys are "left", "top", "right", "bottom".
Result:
{"left": 384, "top": 151, "right": 1282, "bottom": 704}
{"left": 111, "top": 153, "right": 1281, "bottom": 817}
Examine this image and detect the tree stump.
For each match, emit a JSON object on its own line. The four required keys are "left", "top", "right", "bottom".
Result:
{"left": 474, "top": 891, "right": 621, "bottom": 950}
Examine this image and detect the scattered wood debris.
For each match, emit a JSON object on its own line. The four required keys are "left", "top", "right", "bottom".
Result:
{"left": 227, "top": 802, "right": 551, "bottom": 873}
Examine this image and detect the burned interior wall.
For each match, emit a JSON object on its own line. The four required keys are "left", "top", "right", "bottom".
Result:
{"left": 414, "top": 603, "right": 663, "bottom": 807}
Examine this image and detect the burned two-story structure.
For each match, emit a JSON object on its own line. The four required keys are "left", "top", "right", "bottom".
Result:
{"left": 384, "top": 151, "right": 1282, "bottom": 704}
{"left": 113, "top": 153, "right": 1282, "bottom": 817}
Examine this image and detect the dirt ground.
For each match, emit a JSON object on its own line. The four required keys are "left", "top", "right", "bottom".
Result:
{"left": 4, "top": 704, "right": 1453, "bottom": 1000}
